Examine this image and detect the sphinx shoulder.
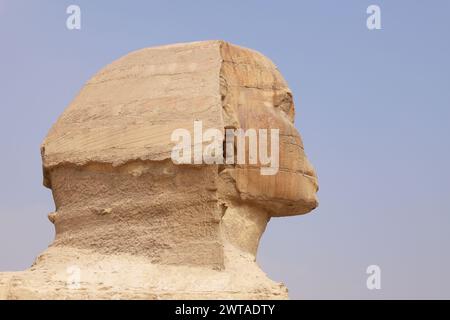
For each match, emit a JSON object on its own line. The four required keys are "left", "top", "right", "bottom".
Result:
{"left": 0, "top": 272, "right": 14, "bottom": 300}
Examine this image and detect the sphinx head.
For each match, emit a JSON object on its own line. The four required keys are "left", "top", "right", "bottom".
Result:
{"left": 41, "top": 41, "right": 318, "bottom": 268}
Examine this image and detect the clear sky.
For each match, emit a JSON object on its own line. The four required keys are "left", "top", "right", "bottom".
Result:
{"left": 0, "top": 0, "right": 449, "bottom": 299}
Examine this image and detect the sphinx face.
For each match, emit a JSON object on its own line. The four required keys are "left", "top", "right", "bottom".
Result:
{"left": 218, "top": 42, "right": 319, "bottom": 217}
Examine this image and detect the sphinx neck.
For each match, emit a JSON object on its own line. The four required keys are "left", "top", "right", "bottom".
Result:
{"left": 48, "top": 161, "right": 225, "bottom": 269}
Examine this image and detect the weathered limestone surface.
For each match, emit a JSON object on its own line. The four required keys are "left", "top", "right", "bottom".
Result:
{"left": 0, "top": 41, "right": 318, "bottom": 299}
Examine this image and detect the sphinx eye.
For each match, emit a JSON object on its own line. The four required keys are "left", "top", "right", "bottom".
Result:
{"left": 275, "top": 92, "right": 294, "bottom": 119}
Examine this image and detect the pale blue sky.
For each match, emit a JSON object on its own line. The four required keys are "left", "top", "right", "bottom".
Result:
{"left": 0, "top": 0, "right": 449, "bottom": 299}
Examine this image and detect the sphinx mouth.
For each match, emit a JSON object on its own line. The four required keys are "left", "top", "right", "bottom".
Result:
{"left": 302, "top": 170, "right": 317, "bottom": 179}
{"left": 272, "top": 166, "right": 319, "bottom": 191}
{"left": 301, "top": 170, "right": 319, "bottom": 192}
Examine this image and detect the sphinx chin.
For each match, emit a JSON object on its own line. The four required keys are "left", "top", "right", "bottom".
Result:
{"left": 0, "top": 40, "right": 318, "bottom": 300}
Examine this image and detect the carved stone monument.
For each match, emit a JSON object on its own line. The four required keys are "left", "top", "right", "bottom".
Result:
{"left": 0, "top": 41, "right": 318, "bottom": 299}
